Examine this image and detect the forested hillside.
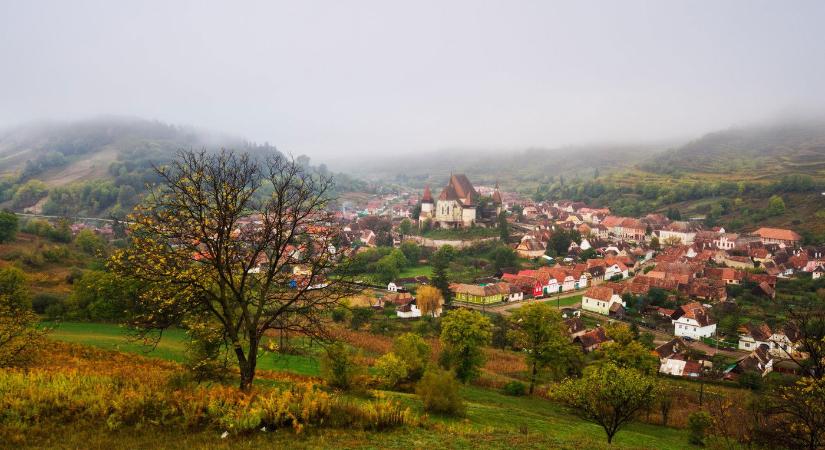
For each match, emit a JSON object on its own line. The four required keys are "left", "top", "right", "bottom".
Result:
{"left": 0, "top": 117, "right": 367, "bottom": 217}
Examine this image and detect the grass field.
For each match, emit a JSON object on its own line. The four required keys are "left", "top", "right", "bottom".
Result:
{"left": 48, "top": 321, "right": 324, "bottom": 376}
{"left": 38, "top": 321, "right": 697, "bottom": 449}
{"left": 397, "top": 265, "right": 433, "bottom": 278}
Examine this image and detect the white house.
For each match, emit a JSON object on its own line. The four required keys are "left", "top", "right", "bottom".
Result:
{"left": 672, "top": 302, "right": 717, "bottom": 339}
{"left": 581, "top": 286, "right": 625, "bottom": 316}
{"left": 387, "top": 282, "right": 399, "bottom": 292}
{"left": 604, "top": 263, "right": 629, "bottom": 280}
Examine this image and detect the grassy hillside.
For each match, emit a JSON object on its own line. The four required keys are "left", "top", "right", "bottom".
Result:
{"left": 32, "top": 323, "right": 695, "bottom": 450}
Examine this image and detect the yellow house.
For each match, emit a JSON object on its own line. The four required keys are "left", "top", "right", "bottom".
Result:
{"left": 451, "top": 282, "right": 509, "bottom": 305}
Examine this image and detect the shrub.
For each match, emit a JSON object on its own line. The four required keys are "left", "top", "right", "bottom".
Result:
{"left": 374, "top": 352, "right": 408, "bottom": 389}
{"left": 688, "top": 411, "right": 712, "bottom": 446}
{"left": 502, "top": 380, "right": 527, "bottom": 396}
{"left": 331, "top": 306, "right": 351, "bottom": 323}
{"left": 320, "top": 342, "right": 361, "bottom": 390}
{"left": 415, "top": 368, "right": 465, "bottom": 416}
{"left": 358, "top": 395, "right": 417, "bottom": 430}
{"left": 31, "top": 293, "right": 62, "bottom": 315}
{"left": 393, "top": 333, "right": 431, "bottom": 381}
{"left": 350, "top": 307, "right": 374, "bottom": 330}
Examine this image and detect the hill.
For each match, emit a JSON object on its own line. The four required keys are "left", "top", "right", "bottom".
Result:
{"left": 639, "top": 120, "right": 825, "bottom": 180}
{"left": 0, "top": 117, "right": 368, "bottom": 216}
{"left": 0, "top": 116, "right": 246, "bottom": 185}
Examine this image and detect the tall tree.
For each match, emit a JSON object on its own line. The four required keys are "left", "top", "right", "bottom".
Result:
{"left": 439, "top": 309, "right": 492, "bottom": 383}
{"left": 416, "top": 285, "right": 443, "bottom": 318}
{"left": 508, "top": 303, "right": 582, "bottom": 393}
{"left": 398, "top": 218, "right": 412, "bottom": 240}
{"left": 431, "top": 245, "right": 455, "bottom": 305}
{"left": 498, "top": 212, "right": 509, "bottom": 242}
{"left": 554, "top": 363, "right": 658, "bottom": 444}
{"left": 110, "top": 150, "right": 354, "bottom": 390}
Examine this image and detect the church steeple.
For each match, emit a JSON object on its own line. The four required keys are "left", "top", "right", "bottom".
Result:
{"left": 492, "top": 181, "right": 502, "bottom": 205}
{"left": 421, "top": 185, "right": 433, "bottom": 204}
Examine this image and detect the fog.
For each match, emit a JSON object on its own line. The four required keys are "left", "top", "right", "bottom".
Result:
{"left": 1, "top": 1, "right": 824, "bottom": 165}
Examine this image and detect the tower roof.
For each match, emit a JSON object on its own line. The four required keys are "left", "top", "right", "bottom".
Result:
{"left": 492, "top": 182, "right": 502, "bottom": 204}
{"left": 421, "top": 185, "right": 433, "bottom": 203}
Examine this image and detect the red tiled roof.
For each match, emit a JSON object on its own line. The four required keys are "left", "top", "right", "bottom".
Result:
{"left": 754, "top": 227, "right": 801, "bottom": 242}
{"left": 584, "top": 286, "right": 614, "bottom": 302}
{"left": 421, "top": 185, "right": 433, "bottom": 203}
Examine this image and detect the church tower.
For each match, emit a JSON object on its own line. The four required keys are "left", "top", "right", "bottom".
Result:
{"left": 419, "top": 185, "right": 434, "bottom": 223}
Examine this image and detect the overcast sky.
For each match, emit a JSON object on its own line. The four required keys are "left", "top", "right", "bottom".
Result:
{"left": 1, "top": 0, "right": 824, "bottom": 163}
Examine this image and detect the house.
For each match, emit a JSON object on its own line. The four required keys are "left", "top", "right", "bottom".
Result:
{"left": 738, "top": 322, "right": 799, "bottom": 358}
{"left": 712, "top": 233, "right": 739, "bottom": 250}
{"left": 813, "top": 265, "right": 825, "bottom": 280}
{"left": 506, "top": 284, "right": 524, "bottom": 302}
{"left": 753, "top": 227, "right": 801, "bottom": 247}
{"left": 516, "top": 238, "right": 547, "bottom": 259}
{"left": 722, "top": 255, "right": 754, "bottom": 270}
{"left": 604, "top": 263, "right": 629, "bottom": 280}
{"left": 581, "top": 286, "right": 626, "bottom": 316}
{"left": 564, "top": 317, "right": 587, "bottom": 339}
{"left": 396, "top": 301, "right": 422, "bottom": 318}
{"left": 658, "top": 221, "right": 701, "bottom": 245}
{"left": 574, "top": 327, "right": 611, "bottom": 352}
{"left": 655, "top": 338, "right": 703, "bottom": 377}
{"left": 450, "top": 282, "right": 510, "bottom": 305}
{"left": 387, "top": 282, "right": 399, "bottom": 292}
{"left": 672, "top": 302, "right": 717, "bottom": 339}
{"left": 731, "top": 344, "right": 774, "bottom": 378}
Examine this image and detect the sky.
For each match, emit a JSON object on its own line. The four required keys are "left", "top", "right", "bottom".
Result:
{"left": 1, "top": 0, "right": 824, "bottom": 164}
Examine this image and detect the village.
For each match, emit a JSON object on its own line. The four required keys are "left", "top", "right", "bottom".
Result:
{"left": 333, "top": 173, "right": 824, "bottom": 384}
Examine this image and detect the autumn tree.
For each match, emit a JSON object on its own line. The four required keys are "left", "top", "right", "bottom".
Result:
{"left": 554, "top": 363, "right": 658, "bottom": 444}
{"left": 508, "top": 303, "right": 582, "bottom": 394}
{"left": 439, "top": 309, "right": 492, "bottom": 382}
{"left": 755, "top": 376, "right": 825, "bottom": 450}
{"left": 0, "top": 267, "right": 47, "bottom": 367}
{"left": 110, "top": 150, "right": 355, "bottom": 390}
{"left": 416, "top": 285, "right": 443, "bottom": 318}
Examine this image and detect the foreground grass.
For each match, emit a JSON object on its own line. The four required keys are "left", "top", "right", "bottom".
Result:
{"left": 35, "top": 321, "right": 696, "bottom": 449}
{"left": 48, "top": 321, "right": 322, "bottom": 376}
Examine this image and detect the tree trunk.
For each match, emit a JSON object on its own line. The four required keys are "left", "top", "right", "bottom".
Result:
{"left": 529, "top": 362, "right": 537, "bottom": 394}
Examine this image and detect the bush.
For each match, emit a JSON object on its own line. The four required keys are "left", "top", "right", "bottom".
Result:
{"left": 737, "top": 371, "right": 763, "bottom": 391}
{"left": 688, "top": 411, "right": 712, "bottom": 446}
{"left": 350, "top": 307, "right": 374, "bottom": 330}
{"left": 31, "top": 293, "right": 62, "bottom": 314}
{"left": 393, "top": 333, "right": 431, "bottom": 381}
{"left": 320, "top": 342, "right": 361, "bottom": 390}
{"left": 331, "top": 306, "right": 351, "bottom": 323}
{"left": 374, "top": 352, "right": 408, "bottom": 389}
{"left": 502, "top": 380, "right": 527, "bottom": 396}
{"left": 415, "top": 368, "right": 465, "bottom": 416}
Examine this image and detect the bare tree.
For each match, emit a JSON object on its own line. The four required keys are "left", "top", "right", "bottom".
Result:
{"left": 110, "top": 150, "right": 356, "bottom": 390}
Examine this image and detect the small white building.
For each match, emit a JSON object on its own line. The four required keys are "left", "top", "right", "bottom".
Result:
{"left": 672, "top": 302, "right": 717, "bottom": 339}
{"left": 581, "top": 286, "right": 625, "bottom": 316}
{"left": 387, "top": 282, "right": 399, "bottom": 292}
